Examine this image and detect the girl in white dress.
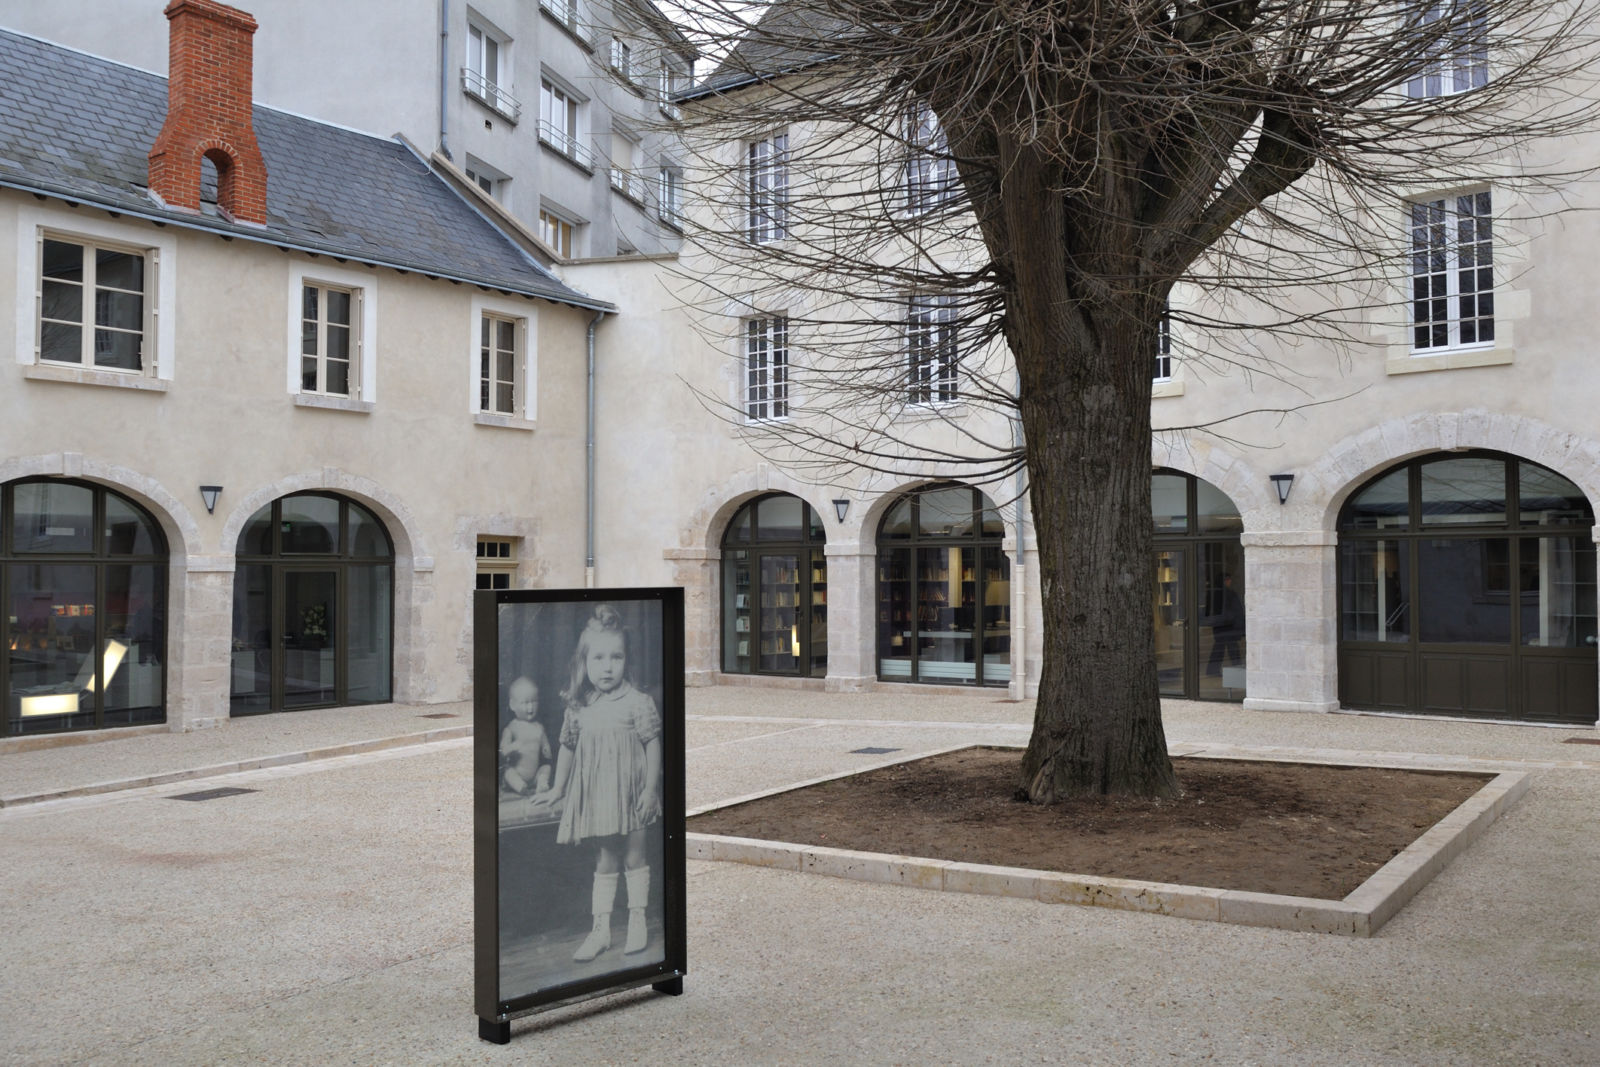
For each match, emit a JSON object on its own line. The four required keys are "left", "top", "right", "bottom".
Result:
{"left": 537, "top": 604, "right": 662, "bottom": 960}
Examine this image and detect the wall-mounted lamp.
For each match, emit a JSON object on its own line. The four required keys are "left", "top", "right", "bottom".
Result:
{"left": 199, "top": 485, "right": 223, "bottom": 514}
{"left": 832, "top": 498, "right": 850, "bottom": 523}
{"left": 1270, "top": 473, "right": 1294, "bottom": 505}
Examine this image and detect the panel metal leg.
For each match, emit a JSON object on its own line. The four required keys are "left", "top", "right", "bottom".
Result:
{"left": 479, "top": 1017, "right": 511, "bottom": 1044}
{"left": 652, "top": 976, "right": 684, "bottom": 996}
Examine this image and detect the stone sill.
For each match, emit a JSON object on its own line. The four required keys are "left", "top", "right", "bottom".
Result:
{"left": 1388, "top": 346, "right": 1513, "bottom": 375}
{"left": 1151, "top": 379, "right": 1185, "bottom": 398}
{"left": 25, "top": 364, "right": 169, "bottom": 392}
{"left": 295, "top": 393, "right": 374, "bottom": 414}
{"left": 473, "top": 412, "right": 537, "bottom": 432}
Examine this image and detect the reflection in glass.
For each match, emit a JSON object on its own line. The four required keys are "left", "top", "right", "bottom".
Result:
{"left": 878, "top": 548, "right": 913, "bottom": 677}
{"left": 346, "top": 502, "right": 391, "bottom": 557}
{"left": 12, "top": 482, "right": 94, "bottom": 553}
{"left": 1521, "top": 537, "right": 1598, "bottom": 648}
{"left": 880, "top": 498, "right": 913, "bottom": 540}
{"left": 917, "top": 486, "right": 973, "bottom": 537}
{"left": 8, "top": 563, "right": 97, "bottom": 731}
{"left": 756, "top": 495, "right": 803, "bottom": 541}
{"left": 1344, "top": 469, "right": 1409, "bottom": 530}
{"left": 722, "top": 549, "right": 751, "bottom": 672}
{"left": 282, "top": 570, "right": 337, "bottom": 707}
{"left": 346, "top": 564, "right": 392, "bottom": 702}
{"left": 980, "top": 546, "right": 1010, "bottom": 682}
{"left": 280, "top": 495, "right": 340, "bottom": 554}
{"left": 1196, "top": 542, "right": 1246, "bottom": 699}
{"left": 230, "top": 563, "right": 272, "bottom": 713}
{"left": 1153, "top": 549, "right": 1185, "bottom": 696}
{"left": 1419, "top": 457, "right": 1506, "bottom": 526}
{"left": 1340, "top": 540, "right": 1410, "bottom": 642}
{"left": 104, "top": 495, "right": 161, "bottom": 556}
{"left": 102, "top": 564, "right": 164, "bottom": 724}
{"left": 1418, "top": 538, "right": 1512, "bottom": 643}
{"left": 809, "top": 548, "right": 828, "bottom": 676}
{"left": 1151, "top": 473, "right": 1188, "bottom": 531}
{"left": 757, "top": 554, "right": 800, "bottom": 672}
{"left": 1196, "top": 480, "right": 1243, "bottom": 535}
{"left": 1519, "top": 463, "right": 1590, "bottom": 527}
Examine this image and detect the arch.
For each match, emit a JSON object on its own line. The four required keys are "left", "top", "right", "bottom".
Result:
{"left": 1299, "top": 410, "right": 1600, "bottom": 534}
{"left": 1151, "top": 468, "right": 1248, "bottom": 702}
{"left": 220, "top": 470, "right": 429, "bottom": 567}
{"left": 719, "top": 492, "right": 829, "bottom": 678}
{"left": 675, "top": 470, "right": 838, "bottom": 555}
{"left": 1151, "top": 437, "right": 1275, "bottom": 533}
{"left": 0, "top": 453, "right": 199, "bottom": 562}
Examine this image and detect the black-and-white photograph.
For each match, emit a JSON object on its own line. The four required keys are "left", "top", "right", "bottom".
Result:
{"left": 475, "top": 589, "right": 684, "bottom": 1020}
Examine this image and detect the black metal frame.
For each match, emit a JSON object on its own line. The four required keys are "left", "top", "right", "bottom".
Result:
{"left": 720, "top": 493, "right": 827, "bottom": 678}
{"left": 1151, "top": 469, "right": 1247, "bottom": 703}
{"left": 473, "top": 586, "right": 687, "bottom": 1042}
{"left": 1, "top": 478, "right": 169, "bottom": 736}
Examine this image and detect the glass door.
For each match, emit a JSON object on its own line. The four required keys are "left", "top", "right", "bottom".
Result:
{"left": 757, "top": 554, "right": 799, "bottom": 672}
{"left": 282, "top": 568, "right": 337, "bottom": 708}
{"left": 1196, "top": 541, "right": 1247, "bottom": 700}
{"left": 1153, "top": 548, "right": 1186, "bottom": 697}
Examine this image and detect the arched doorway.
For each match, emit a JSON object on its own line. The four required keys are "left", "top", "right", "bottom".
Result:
{"left": 3, "top": 478, "right": 167, "bottom": 735}
{"left": 1152, "top": 470, "right": 1247, "bottom": 701}
{"left": 721, "top": 493, "right": 827, "bottom": 677}
{"left": 1338, "top": 451, "right": 1596, "bottom": 723}
{"left": 231, "top": 492, "right": 393, "bottom": 714}
{"left": 877, "top": 483, "right": 1010, "bottom": 686}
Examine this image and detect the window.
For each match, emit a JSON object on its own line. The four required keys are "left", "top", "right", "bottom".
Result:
{"left": 745, "top": 316, "right": 788, "bottom": 422}
{"left": 464, "top": 156, "right": 508, "bottom": 201}
{"left": 905, "top": 100, "right": 957, "bottom": 213}
{"left": 721, "top": 494, "right": 827, "bottom": 677}
{"left": 747, "top": 133, "right": 789, "bottom": 243}
{"left": 610, "top": 38, "right": 631, "bottom": 81}
{"left": 301, "top": 283, "right": 356, "bottom": 396}
{"left": 38, "top": 238, "right": 147, "bottom": 371}
{"left": 465, "top": 22, "right": 519, "bottom": 120}
{"left": 538, "top": 209, "right": 575, "bottom": 257}
{"left": 539, "top": 80, "right": 590, "bottom": 167}
{"left": 287, "top": 262, "right": 375, "bottom": 406}
{"left": 907, "top": 294, "right": 958, "bottom": 405}
{"left": 539, "top": 0, "right": 588, "bottom": 44}
{"left": 658, "top": 61, "right": 682, "bottom": 119}
{"left": 1411, "top": 190, "right": 1493, "bottom": 352}
{"left": 479, "top": 313, "right": 518, "bottom": 415}
{"left": 1407, "top": 1, "right": 1488, "bottom": 99}
{"left": 476, "top": 537, "right": 517, "bottom": 590}
{"left": 658, "top": 165, "right": 682, "bottom": 226}
{"left": 1154, "top": 306, "right": 1173, "bottom": 382}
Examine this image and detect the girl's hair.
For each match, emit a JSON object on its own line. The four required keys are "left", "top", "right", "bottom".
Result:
{"left": 561, "top": 603, "right": 632, "bottom": 709}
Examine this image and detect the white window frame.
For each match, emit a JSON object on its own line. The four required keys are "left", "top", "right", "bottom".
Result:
{"left": 1409, "top": 189, "right": 1494, "bottom": 354}
{"left": 657, "top": 164, "right": 683, "bottom": 227}
{"left": 744, "top": 315, "right": 789, "bottom": 422}
{"left": 539, "top": 77, "right": 591, "bottom": 168}
{"left": 1154, "top": 305, "right": 1173, "bottom": 382}
{"left": 904, "top": 100, "right": 957, "bottom": 214}
{"left": 464, "top": 155, "right": 510, "bottom": 202}
{"left": 610, "top": 38, "right": 632, "bottom": 82}
{"left": 16, "top": 207, "right": 176, "bottom": 384}
{"left": 658, "top": 60, "right": 683, "bottom": 119}
{"left": 464, "top": 19, "right": 520, "bottom": 121}
{"left": 286, "top": 261, "right": 378, "bottom": 406}
{"left": 469, "top": 294, "right": 537, "bottom": 424}
{"left": 537, "top": 207, "right": 578, "bottom": 258}
{"left": 906, "top": 294, "right": 959, "bottom": 406}
{"left": 476, "top": 536, "right": 519, "bottom": 589}
{"left": 1406, "top": 1, "right": 1488, "bottom": 99}
{"left": 747, "top": 132, "right": 789, "bottom": 244}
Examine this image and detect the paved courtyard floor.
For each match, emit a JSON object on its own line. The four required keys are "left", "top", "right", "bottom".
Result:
{"left": 3, "top": 689, "right": 1598, "bottom": 1064}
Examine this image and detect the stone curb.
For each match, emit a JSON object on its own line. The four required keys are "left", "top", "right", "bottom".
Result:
{"left": 0, "top": 724, "right": 473, "bottom": 809}
{"left": 687, "top": 756, "right": 1531, "bottom": 937}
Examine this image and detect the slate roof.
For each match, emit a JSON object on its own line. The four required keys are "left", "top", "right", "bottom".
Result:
{"left": 0, "top": 28, "right": 610, "bottom": 311}
{"left": 684, "top": 2, "right": 843, "bottom": 98}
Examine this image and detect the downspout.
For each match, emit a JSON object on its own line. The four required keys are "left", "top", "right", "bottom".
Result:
{"left": 586, "top": 309, "right": 606, "bottom": 587}
{"left": 438, "top": 0, "right": 452, "bottom": 159}
{"left": 1012, "top": 370, "right": 1027, "bottom": 700}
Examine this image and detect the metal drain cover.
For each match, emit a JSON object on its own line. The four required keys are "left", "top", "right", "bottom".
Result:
{"left": 850, "top": 746, "right": 901, "bottom": 755}
{"left": 419, "top": 713, "right": 459, "bottom": 719}
{"left": 1561, "top": 737, "right": 1600, "bottom": 746}
{"left": 168, "top": 787, "right": 259, "bottom": 802}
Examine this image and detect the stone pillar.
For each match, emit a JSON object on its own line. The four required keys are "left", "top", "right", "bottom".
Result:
{"left": 663, "top": 547, "right": 718, "bottom": 685}
{"left": 823, "top": 545, "right": 875, "bottom": 691}
{"left": 170, "top": 557, "right": 234, "bottom": 730}
{"left": 1239, "top": 532, "right": 1340, "bottom": 713}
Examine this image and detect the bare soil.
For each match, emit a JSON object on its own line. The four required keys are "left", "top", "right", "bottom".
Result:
{"left": 686, "top": 748, "right": 1490, "bottom": 899}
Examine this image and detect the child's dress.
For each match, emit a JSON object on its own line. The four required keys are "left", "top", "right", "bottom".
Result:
{"left": 556, "top": 680, "right": 661, "bottom": 844}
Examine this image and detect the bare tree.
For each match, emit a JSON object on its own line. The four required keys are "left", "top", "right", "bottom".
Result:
{"left": 662, "top": 0, "right": 1600, "bottom": 798}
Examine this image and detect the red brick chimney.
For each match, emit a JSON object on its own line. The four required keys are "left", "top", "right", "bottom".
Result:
{"left": 147, "top": 0, "right": 268, "bottom": 224}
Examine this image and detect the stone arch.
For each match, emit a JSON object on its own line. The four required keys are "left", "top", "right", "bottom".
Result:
{"left": 1151, "top": 437, "right": 1274, "bottom": 533}
{"left": 220, "top": 470, "right": 432, "bottom": 704}
{"left": 1298, "top": 410, "right": 1600, "bottom": 533}
{"left": 677, "top": 471, "right": 837, "bottom": 555}
{"left": 0, "top": 452, "right": 200, "bottom": 562}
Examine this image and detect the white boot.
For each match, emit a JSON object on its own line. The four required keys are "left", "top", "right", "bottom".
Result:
{"left": 624, "top": 865, "right": 650, "bottom": 954}
{"left": 573, "top": 871, "right": 618, "bottom": 962}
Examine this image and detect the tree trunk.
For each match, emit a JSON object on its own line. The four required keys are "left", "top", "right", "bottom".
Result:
{"left": 993, "top": 145, "right": 1180, "bottom": 801}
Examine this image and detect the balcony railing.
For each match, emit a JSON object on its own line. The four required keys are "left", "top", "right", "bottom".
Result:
{"left": 609, "top": 168, "right": 647, "bottom": 203}
{"left": 538, "top": 121, "right": 594, "bottom": 171}
{"left": 461, "top": 68, "right": 521, "bottom": 123}
{"left": 538, "top": 0, "right": 591, "bottom": 46}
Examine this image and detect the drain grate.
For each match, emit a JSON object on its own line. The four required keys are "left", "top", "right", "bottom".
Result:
{"left": 850, "top": 746, "right": 901, "bottom": 755}
{"left": 168, "top": 787, "right": 259, "bottom": 802}
{"left": 1561, "top": 737, "right": 1600, "bottom": 746}
{"left": 419, "top": 713, "right": 459, "bottom": 719}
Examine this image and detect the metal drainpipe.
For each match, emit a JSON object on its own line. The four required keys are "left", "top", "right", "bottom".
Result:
{"left": 586, "top": 309, "right": 606, "bottom": 588}
{"left": 1012, "top": 371, "right": 1027, "bottom": 700}
{"left": 438, "top": 0, "right": 452, "bottom": 159}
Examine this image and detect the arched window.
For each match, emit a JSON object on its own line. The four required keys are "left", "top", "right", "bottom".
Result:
{"left": 3, "top": 479, "right": 167, "bottom": 735}
{"left": 721, "top": 494, "right": 827, "bottom": 676}
{"left": 877, "top": 483, "right": 1009, "bottom": 686}
{"left": 231, "top": 493, "right": 393, "bottom": 714}
{"left": 1338, "top": 452, "right": 1596, "bottom": 723}
{"left": 1152, "top": 470, "right": 1246, "bottom": 701}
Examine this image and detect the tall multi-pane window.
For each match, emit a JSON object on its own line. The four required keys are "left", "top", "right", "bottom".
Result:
{"left": 904, "top": 100, "right": 956, "bottom": 213}
{"left": 658, "top": 166, "right": 682, "bottom": 225}
{"left": 479, "top": 313, "right": 518, "bottom": 415}
{"left": 476, "top": 537, "right": 517, "bottom": 590}
{"left": 301, "top": 283, "right": 355, "bottom": 396}
{"left": 539, "top": 80, "right": 583, "bottom": 162}
{"left": 1407, "top": 1, "right": 1488, "bottom": 99}
{"left": 468, "top": 24, "right": 501, "bottom": 90}
{"left": 610, "top": 38, "right": 632, "bottom": 80}
{"left": 747, "top": 133, "right": 789, "bottom": 243}
{"left": 538, "top": 209, "right": 575, "bottom": 257}
{"left": 39, "top": 238, "right": 146, "bottom": 371}
{"left": 1154, "top": 306, "right": 1173, "bottom": 382}
{"left": 745, "top": 316, "right": 788, "bottom": 422}
{"left": 907, "top": 294, "right": 958, "bottom": 405}
{"left": 1411, "top": 191, "right": 1493, "bottom": 352}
